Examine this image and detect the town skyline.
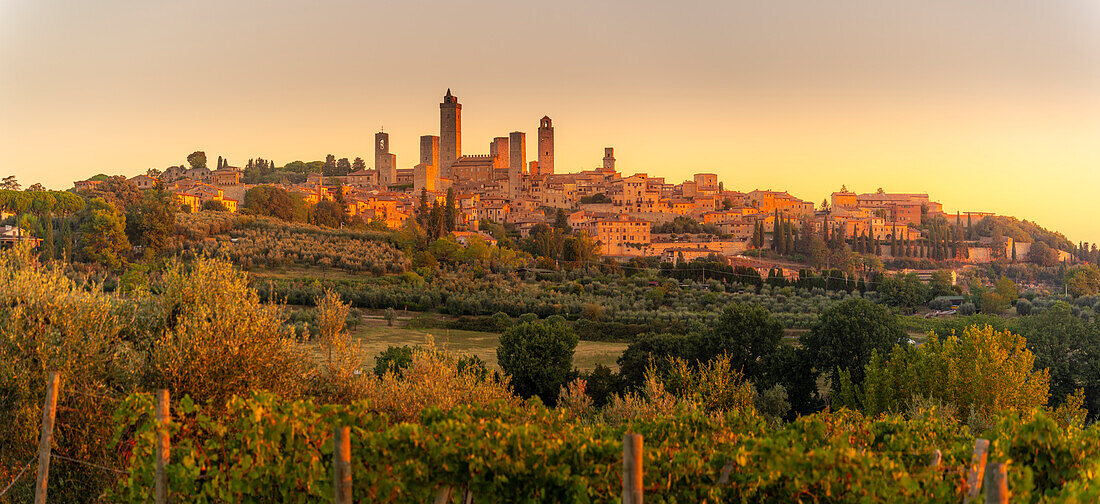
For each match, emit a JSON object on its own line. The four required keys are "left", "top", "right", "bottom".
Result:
{"left": 3, "top": 1, "right": 1099, "bottom": 241}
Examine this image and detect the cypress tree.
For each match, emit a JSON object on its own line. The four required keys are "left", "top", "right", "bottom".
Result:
{"left": 418, "top": 189, "right": 429, "bottom": 227}
{"left": 785, "top": 219, "right": 794, "bottom": 255}
{"left": 772, "top": 211, "right": 780, "bottom": 251}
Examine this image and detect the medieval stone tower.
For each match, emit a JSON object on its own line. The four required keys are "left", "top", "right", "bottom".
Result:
{"left": 508, "top": 131, "right": 526, "bottom": 196}
{"left": 415, "top": 135, "right": 440, "bottom": 192}
{"left": 439, "top": 89, "right": 461, "bottom": 180}
{"left": 375, "top": 131, "right": 396, "bottom": 186}
{"left": 537, "top": 116, "right": 554, "bottom": 175}
{"left": 602, "top": 147, "right": 616, "bottom": 172}
{"left": 490, "top": 137, "right": 510, "bottom": 171}
{"left": 420, "top": 135, "right": 439, "bottom": 169}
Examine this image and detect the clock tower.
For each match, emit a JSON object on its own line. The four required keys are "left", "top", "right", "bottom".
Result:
{"left": 375, "top": 131, "right": 396, "bottom": 186}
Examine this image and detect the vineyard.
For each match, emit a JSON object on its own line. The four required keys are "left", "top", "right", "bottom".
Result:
{"left": 110, "top": 390, "right": 1100, "bottom": 503}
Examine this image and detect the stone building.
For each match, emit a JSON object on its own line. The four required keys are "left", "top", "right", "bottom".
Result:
{"left": 440, "top": 89, "right": 462, "bottom": 179}
{"left": 420, "top": 135, "right": 439, "bottom": 170}
{"left": 451, "top": 155, "right": 496, "bottom": 185}
{"left": 508, "top": 131, "right": 526, "bottom": 197}
{"left": 602, "top": 147, "right": 616, "bottom": 172}
{"left": 537, "top": 116, "right": 554, "bottom": 175}
{"left": 416, "top": 135, "right": 440, "bottom": 192}
{"left": 375, "top": 132, "right": 396, "bottom": 186}
{"left": 490, "top": 137, "right": 510, "bottom": 172}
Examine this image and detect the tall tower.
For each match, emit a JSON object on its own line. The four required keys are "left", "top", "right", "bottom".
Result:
{"left": 375, "top": 132, "right": 396, "bottom": 186}
{"left": 537, "top": 116, "right": 554, "bottom": 175}
{"left": 602, "top": 147, "right": 616, "bottom": 172}
{"left": 508, "top": 131, "right": 526, "bottom": 197}
{"left": 420, "top": 135, "right": 439, "bottom": 170}
{"left": 415, "top": 135, "right": 440, "bottom": 192}
{"left": 490, "top": 137, "right": 510, "bottom": 171}
{"left": 439, "top": 89, "right": 462, "bottom": 179}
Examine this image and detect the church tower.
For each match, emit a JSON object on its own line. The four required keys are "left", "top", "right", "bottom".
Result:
{"left": 602, "top": 147, "right": 616, "bottom": 172}
{"left": 375, "top": 131, "right": 396, "bottom": 186}
{"left": 537, "top": 116, "right": 554, "bottom": 175}
{"left": 439, "top": 89, "right": 461, "bottom": 180}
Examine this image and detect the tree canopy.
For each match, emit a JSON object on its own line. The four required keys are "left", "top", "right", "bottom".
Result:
{"left": 800, "top": 298, "right": 907, "bottom": 386}
{"left": 497, "top": 320, "right": 579, "bottom": 405}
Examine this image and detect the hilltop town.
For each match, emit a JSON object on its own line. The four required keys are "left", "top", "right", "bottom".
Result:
{"left": 68, "top": 90, "right": 1073, "bottom": 273}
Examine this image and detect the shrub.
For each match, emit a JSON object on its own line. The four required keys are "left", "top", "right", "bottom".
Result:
{"left": 958, "top": 301, "right": 976, "bottom": 315}
{"left": 800, "top": 298, "right": 907, "bottom": 386}
{"left": 373, "top": 345, "right": 415, "bottom": 377}
{"left": 145, "top": 256, "right": 307, "bottom": 405}
{"left": 855, "top": 325, "right": 1051, "bottom": 427}
{"left": 497, "top": 320, "right": 579, "bottom": 405}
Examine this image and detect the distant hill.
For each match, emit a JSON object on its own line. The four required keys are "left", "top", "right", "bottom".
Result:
{"left": 974, "top": 216, "right": 1074, "bottom": 251}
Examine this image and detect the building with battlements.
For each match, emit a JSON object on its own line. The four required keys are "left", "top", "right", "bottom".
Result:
{"left": 440, "top": 89, "right": 461, "bottom": 179}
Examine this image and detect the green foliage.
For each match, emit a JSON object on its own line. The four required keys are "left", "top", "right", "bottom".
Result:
{"left": 856, "top": 326, "right": 1051, "bottom": 428}
{"left": 975, "top": 215, "right": 1074, "bottom": 252}
{"left": 0, "top": 245, "right": 132, "bottom": 502}
{"left": 173, "top": 212, "right": 407, "bottom": 273}
{"left": 145, "top": 256, "right": 308, "bottom": 404}
{"left": 79, "top": 197, "right": 131, "bottom": 268}
{"left": 186, "top": 150, "right": 207, "bottom": 170}
{"left": 929, "top": 270, "right": 955, "bottom": 297}
{"left": 929, "top": 314, "right": 1007, "bottom": 337}
{"left": 77, "top": 175, "right": 144, "bottom": 210}
{"left": 0, "top": 188, "right": 85, "bottom": 215}
{"left": 126, "top": 187, "right": 176, "bottom": 258}
{"left": 801, "top": 298, "right": 907, "bottom": 386}
{"left": 619, "top": 332, "right": 704, "bottom": 388}
{"left": 201, "top": 199, "right": 228, "bottom": 211}
{"left": 703, "top": 302, "right": 784, "bottom": 379}
{"left": 1065, "top": 264, "right": 1100, "bottom": 297}
{"left": 497, "top": 320, "right": 579, "bottom": 405}
{"left": 878, "top": 272, "right": 931, "bottom": 311}
{"left": 243, "top": 185, "right": 307, "bottom": 221}
{"left": 1027, "top": 241, "right": 1059, "bottom": 267}
{"left": 1012, "top": 303, "right": 1100, "bottom": 419}
{"left": 310, "top": 199, "right": 348, "bottom": 228}
{"left": 109, "top": 388, "right": 1100, "bottom": 503}
{"left": 374, "top": 345, "right": 415, "bottom": 377}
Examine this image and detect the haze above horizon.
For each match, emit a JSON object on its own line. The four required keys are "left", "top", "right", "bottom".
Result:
{"left": 2, "top": 0, "right": 1099, "bottom": 241}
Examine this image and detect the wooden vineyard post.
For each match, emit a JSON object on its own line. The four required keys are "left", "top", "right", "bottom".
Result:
{"left": 334, "top": 426, "right": 351, "bottom": 504}
{"left": 34, "top": 371, "right": 60, "bottom": 504}
{"left": 984, "top": 463, "right": 1008, "bottom": 504}
{"left": 622, "top": 432, "right": 643, "bottom": 504}
{"left": 156, "top": 389, "right": 170, "bottom": 504}
{"left": 964, "top": 439, "right": 990, "bottom": 504}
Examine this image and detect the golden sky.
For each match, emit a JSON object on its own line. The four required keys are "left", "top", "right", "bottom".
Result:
{"left": 2, "top": 1, "right": 1099, "bottom": 241}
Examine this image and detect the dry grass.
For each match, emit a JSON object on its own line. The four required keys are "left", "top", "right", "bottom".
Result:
{"left": 305, "top": 317, "right": 628, "bottom": 372}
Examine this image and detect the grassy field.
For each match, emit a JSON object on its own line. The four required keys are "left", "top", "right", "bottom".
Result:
{"left": 310, "top": 317, "right": 628, "bottom": 372}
